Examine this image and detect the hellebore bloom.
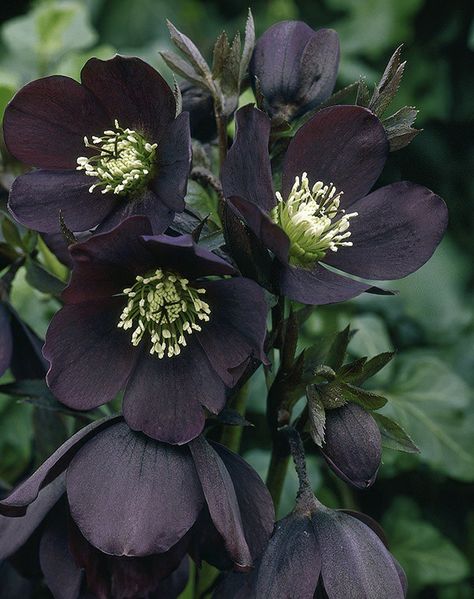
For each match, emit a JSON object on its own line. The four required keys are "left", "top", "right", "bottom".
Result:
{"left": 43, "top": 215, "right": 268, "bottom": 444}
{"left": 320, "top": 403, "right": 382, "bottom": 489}
{"left": 0, "top": 417, "right": 274, "bottom": 593}
{"left": 214, "top": 496, "right": 407, "bottom": 599}
{"left": 0, "top": 302, "right": 47, "bottom": 380}
{"left": 180, "top": 81, "right": 217, "bottom": 143}
{"left": 249, "top": 21, "right": 340, "bottom": 121}
{"left": 221, "top": 104, "right": 448, "bottom": 304}
{"left": 4, "top": 55, "right": 191, "bottom": 235}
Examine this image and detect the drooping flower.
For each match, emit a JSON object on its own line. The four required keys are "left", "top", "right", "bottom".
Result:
{"left": 221, "top": 104, "right": 448, "bottom": 304}
{"left": 214, "top": 496, "right": 407, "bottom": 599}
{"left": 0, "top": 417, "right": 275, "bottom": 597}
{"left": 43, "top": 216, "right": 268, "bottom": 444}
{"left": 0, "top": 301, "right": 47, "bottom": 381}
{"left": 249, "top": 21, "right": 340, "bottom": 121}
{"left": 4, "top": 56, "right": 191, "bottom": 235}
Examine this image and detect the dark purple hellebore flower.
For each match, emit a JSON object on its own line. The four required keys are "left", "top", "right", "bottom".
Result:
{"left": 320, "top": 403, "right": 382, "bottom": 489}
{"left": 180, "top": 81, "right": 217, "bottom": 143}
{"left": 43, "top": 215, "right": 269, "bottom": 444}
{"left": 0, "top": 302, "right": 47, "bottom": 380}
{"left": 249, "top": 21, "right": 340, "bottom": 121}
{"left": 0, "top": 417, "right": 274, "bottom": 593}
{"left": 214, "top": 498, "right": 407, "bottom": 599}
{"left": 221, "top": 104, "right": 448, "bottom": 305}
{"left": 4, "top": 55, "right": 191, "bottom": 235}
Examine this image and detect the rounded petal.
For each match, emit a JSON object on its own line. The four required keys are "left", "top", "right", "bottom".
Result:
{"left": 256, "top": 513, "right": 321, "bottom": 598}
{"left": 323, "top": 182, "right": 448, "bottom": 280}
{"left": 197, "top": 278, "right": 269, "bottom": 387}
{"left": 221, "top": 105, "right": 275, "bottom": 212}
{"left": 140, "top": 233, "right": 236, "bottom": 278}
{"left": 63, "top": 215, "right": 154, "bottom": 304}
{"left": 314, "top": 509, "right": 404, "bottom": 598}
{"left": 0, "top": 417, "right": 118, "bottom": 516}
{"left": 0, "top": 303, "right": 13, "bottom": 377}
{"left": 321, "top": 403, "right": 381, "bottom": 489}
{"left": 282, "top": 105, "right": 389, "bottom": 207}
{"left": 212, "top": 442, "right": 275, "bottom": 560}
{"left": 123, "top": 338, "right": 227, "bottom": 444}
{"left": 278, "top": 262, "right": 372, "bottom": 305}
{"left": 3, "top": 75, "right": 109, "bottom": 169}
{"left": 44, "top": 300, "right": 137, "bottom": 410}
{"left": 151, "top": 111, "right": 191, "bottom": 212}
{"left": 66, "top": 421, "right": 205, "bottom": 556}
{"left": 0, "top": 475, "right": 65, "bottom": 559}
{"left": 81, "top": 55, "right": 176, "bottom": 141}
{"left": 189, "top": 437, "right": 252, "bottom": 570}
{"left": 8, "top": 170, "right": 116, "bottom": 234}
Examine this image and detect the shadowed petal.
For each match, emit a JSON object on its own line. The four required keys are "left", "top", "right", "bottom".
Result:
{"left": 0, "top": 417, "right": 118, "bottom": 515}
{"left": 314, "top": 509, "right": 404, "bottom": 598}
{"left": 228, "top": 196, "right": 290, "bottom": 263}
{"left": 0, "top": 475, "right": 65, "bottom": 559}
{"left": 221, "top": 106, "right": 275, "bottom": 212}
{"left": 63, "top": 216, "right": 154, "bottom": 304}
{"left": 3, "top": 75, "right": 109, "bottom": 169}
{"left": 321, "top": 403, "right": 382, "bottom": 489}
{"left": 8, "top": 170, "right": 116, "bottom": 234}
{"left": 282, "top": 105, "right": 388, "bottom": 207}
{"left": 8, "top": 306, "right": 47, "bottom": 380}
{"left": 256, "top": 513, "right": 321, "bottom": 598}
{"left": 81, "top": 56, "right": 176, "bottom": 141}
{"left": 323, "top": 182, "right": 448, "bottom": 279}
{"left": 189, "top": 437, "right": 252, "bottom": 570}
{"left": 278, "top": 262, "right": 371, "bottom": 305}
{"left": 213, "top": 568, "right": 258, "bottom": 599}
{"left": 152, "top": 112, "right": 191, "bottom": 212}
{"left": 66, "top": 422, "right": 204, "bottom": 556}
{"left": 197, "top": 278, "right": 269, "bottom": 387}
{"left": 44, "top": 300, "right": 137, "bottom": 410}
{"left": 123, "top": 338, "right": 226, "bottom": 444}
{"left": 212, "top": 442, "right": 274, "bottom": 560}
{"left": 0, "top": 304, "right": 12, "bottom": 377}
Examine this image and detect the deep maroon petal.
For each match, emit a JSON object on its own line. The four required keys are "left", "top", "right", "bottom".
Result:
{"left": 197, "top": 278, "right": 268, "bottom": 387}
{"left": 0, "top": 303, "right": 12, "bottom": 377}
{"left": 8, "top": 306, "right": 47, "bottom": 380}
{"left": 278, "top": 262, "right": 371, "bottom": 305}
{"left": 213, "top": 568, "right": 257, "bottom": 599}
{"left": 211, "top": 442, "right": 274, "bottom": 560}
{"left": 66, "top": 422, "right": 204, "bottom": 556}
{"left": 321, "top": 403, "right": 382, "bottom": 489}
{"left": 228, "top": 196, "right": 290, "bottom": 263}
{"left": 123, "top": 338, "right": 227, "bottom": 444}
{"left": 0, "top": 417, "right": 118, "bottom": 515}
{"left": 0, "top": 475, "right": 65, "bottom": 559}
{"left": 314, "top": 509, "right": 404, "bottom": 598}
{"left": 221, "top": 105, "right": 275, "bottom": 212}
{"left": 44, "top": 300, "right": 137, "bottom": 410}
{"left": 81, "top": 56, "right": 176, "bottom": 141}
{"left": 39, "top": 502, "right": 84, "bottom": 599}
{"left": 189, "top": 437, "right": 252, "bottom": 570}
{"left": 323, "top": 182, "right": 448, "bottom": 280}
{"left": 141, "top": 233, "right": 236, "bottom": 278}
{"left": 282, "top": 105, "right": 389, "bottom": 207}
{"left": 63, "top": 215, "right": 154, "bottom": 304}
{"left": 3, "top": 75, "right": 109, "bottom": 169}
{"left": 256, "top": 513, "right": 321, "bottom": 598}
{"left": 8, "top": 170, "right": 116, "bottom": 234}
{"left": 152, "top": 112, "right": 191, "bottom": 212}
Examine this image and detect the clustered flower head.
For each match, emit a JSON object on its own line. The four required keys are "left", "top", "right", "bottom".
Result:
{"left": 0, "top": 13, "right": 448, "bottom": 599}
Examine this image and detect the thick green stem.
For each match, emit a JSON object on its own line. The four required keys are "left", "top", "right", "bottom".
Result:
{"left": 266, "top": 443, "right": 290, "bottom": 509}
{"left": 219, "top": 382, "right": 249, "bottom": 452}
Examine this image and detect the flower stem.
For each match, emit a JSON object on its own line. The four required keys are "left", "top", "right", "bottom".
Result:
{"left": 219, "top": 381, "right": 249, "bottom": 453}
{"left": 266, "top": 443, "right": 290, "bottom": 509}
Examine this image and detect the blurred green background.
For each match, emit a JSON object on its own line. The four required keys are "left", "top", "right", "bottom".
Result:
{"left": 0, "top": 1, "right": 473, "bottom": 597}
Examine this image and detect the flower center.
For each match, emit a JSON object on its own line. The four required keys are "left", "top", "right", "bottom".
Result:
{"left": 271, "top": 172, "right": 358, "bottom": 267}
{"left": 117, "top": 269, "right": 211, "bottom": 359}
{"left": 76, "top": 120, "right": 157, "bottom": 196}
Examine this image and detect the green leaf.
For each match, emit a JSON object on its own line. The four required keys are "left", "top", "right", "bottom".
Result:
{"left": 160, "top": 51, "right": 207, "bottom": 89}
{"left": 2, "top": 218, "right": 22, "bottom": 249}
{"left": 239, "top": 8, "right": 255, "bottom": 81}
{"left": 339, "top": 382, "right": 388, "bottom": 410}
{"left": 369, "top": 45, "right": 405, "bottom": 116}
{"left": 350, "top": 351, "right": 395, "bottom": 385}
{"left": 383, "top": 353, "right": 474, "bottom": 481}
{"left": 372, "top": 412, "right": 419, "bottom": 453}
{"left": 25, "top": 258, "right": 66, "bottom": 296}
{"left": 383, "top": 106, "right": 420, "bottom": 151}
{"left": 325, "top": 325, "right": 351, "bottom": 370}
{"left": 166, "top": 20, "right": 213, "bottom": 84}
{"left": 0, "top": 395, "right": 33, "bottom": 484}
{"left": 383, "top": 497, "right": 470, "bottom": 590}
